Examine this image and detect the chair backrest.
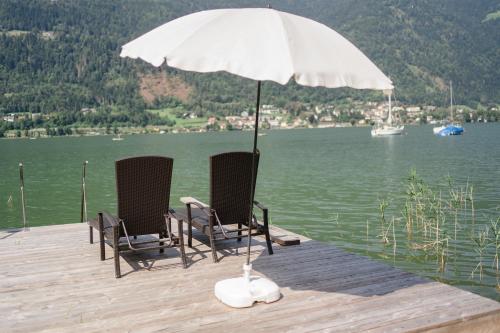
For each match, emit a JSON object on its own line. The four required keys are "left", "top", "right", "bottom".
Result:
{"left": 210, "top": 151, "right": 259, "bottom": 225}
{"left": 116, "top": 156, "right": 173, "bottom": 236}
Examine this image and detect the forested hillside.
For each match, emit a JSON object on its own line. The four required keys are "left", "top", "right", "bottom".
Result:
{"left": 0, "top": 0, "right": 498, "bottom": 128}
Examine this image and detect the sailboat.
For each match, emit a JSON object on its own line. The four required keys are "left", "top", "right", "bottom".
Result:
{"left": 433, "top": 81, "right": 464, "bottom": 136}
{"left": 371, "top": 91, "right": 404, "bottom": 137}
{"left": 112, "top": 133, "right": 124, "bottom": 141}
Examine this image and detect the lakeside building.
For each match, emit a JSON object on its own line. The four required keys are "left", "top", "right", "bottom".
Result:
{"left": 2, "top": 114, "right": 16, "bottom": 122}
{"left": 207, "top": 116, "right": 217, "bottom": 126}
{"left": 2, "top": 112, "right": 39, "bottom": 122}
{"left": 406, "top": 106, "right": 423, "bottom": 117}
{"left": 225, "top": 115, "right": 257, "bottom": 130}
{"left": 261, "top": 104, "right": 284, "bottom": 115}
{"left": 317, "top": 121, "right": 336, "bottom": 128}
{"left": 80, "top": 108, "right": 97, "bottom": 115}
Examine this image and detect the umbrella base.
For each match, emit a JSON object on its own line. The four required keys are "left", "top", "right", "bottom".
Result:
{"left": 214, "top": 264, "right": 281, "bottom": 308}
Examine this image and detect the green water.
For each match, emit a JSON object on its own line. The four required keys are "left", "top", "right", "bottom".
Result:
{"left": 1, "top": 124, "right": 500, "bottom": 300}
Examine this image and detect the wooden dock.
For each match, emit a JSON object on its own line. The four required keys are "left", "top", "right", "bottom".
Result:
{"left": 1, "top": 222, "right": 499, "bottom": 332}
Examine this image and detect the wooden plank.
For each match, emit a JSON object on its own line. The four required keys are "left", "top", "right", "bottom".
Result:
{"left": 269, "top": 226, "right": 301, "bottom": 246}
{"left": 410, "top": 309, "right": 500, "bottom": 333}
{"left": 0, "top": 223, "right": 499, "bottom": 333}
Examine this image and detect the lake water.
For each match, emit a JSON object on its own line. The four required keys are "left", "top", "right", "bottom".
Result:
{"left": 1, "top": 124, "right": 499, "bottom": 300}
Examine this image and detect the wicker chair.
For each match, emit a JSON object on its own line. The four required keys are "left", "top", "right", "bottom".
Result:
{"left": 88, "top": 156, "right": 187, "bottom": 278}
{"left": 181, "top": 151, "right": 273, "bottom": 263}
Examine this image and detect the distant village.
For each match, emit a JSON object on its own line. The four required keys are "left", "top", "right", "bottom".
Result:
{"left": 1, "top": 101, "right": 498, "bottom": 138}
{"left": 217, "top": 102, "right": 497, "bottom": 131}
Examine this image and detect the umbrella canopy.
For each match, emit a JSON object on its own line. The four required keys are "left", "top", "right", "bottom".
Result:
{"left": 121, "top": 7, "right": 393, "bottom": 308}
{"left": 120, "top": 8, "right": 393, "bottom": 90}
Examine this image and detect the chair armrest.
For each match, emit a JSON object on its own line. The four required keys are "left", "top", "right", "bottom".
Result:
{"left": 100, "top": 211, "right": 120, "bottom": 228}
{"left": 166, "top": 208, "right": 183, "bottom": 222}
{"left": 253, "top": 200, "right": 268, "bottom": 212}
{"left": 180, "top": 196, "right": 209, "bottom": 208}
{"left": 253, "top": 200, "right": 269, "bottom": 227}
{"left": 181, "top": 197, "right": 212, "bottom": 217}
{"left": 165, "top": 209, "right": 184, "bottom": 238}
{"left": 98, "top": 211, "right": 121, "bottom": 240}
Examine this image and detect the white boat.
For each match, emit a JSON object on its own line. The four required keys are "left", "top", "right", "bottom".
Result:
{"left": 433, "top": 81, "right": 464, "bottom": 136}
{"left": 371, "top": 91, "right": 404, "bottom": 137}
{"left": 112, "top": 134, "right": 124, "bottom": 141}
{"left": 433, "top": 125, "right": 445, "bottom": 135}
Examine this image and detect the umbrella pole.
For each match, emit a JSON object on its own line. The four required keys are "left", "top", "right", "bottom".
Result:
{"left": 215, "top": 79, "right": 278, "bottom": 308}
{"left": 252, "top": 81, "right": 261, "bottom": 153}
{"left": 246, "top": 80, "right": 261, "bottom": 266}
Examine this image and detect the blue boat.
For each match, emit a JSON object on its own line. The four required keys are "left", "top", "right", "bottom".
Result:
{"left": 435, "top": 124, "right": 464, "bottom": 136}
{"left": 433, "top": 81, "right": 464, "bottom": 136}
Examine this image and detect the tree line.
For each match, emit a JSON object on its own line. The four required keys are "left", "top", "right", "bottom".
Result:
{"left": 0, "top": 0, "right": 498, "bottom": 133}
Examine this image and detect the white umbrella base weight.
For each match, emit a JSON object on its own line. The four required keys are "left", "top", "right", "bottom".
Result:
{"left": 214, "top": 264, "right": 281, "bottom": 308}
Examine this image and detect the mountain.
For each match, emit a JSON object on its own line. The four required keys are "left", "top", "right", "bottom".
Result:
{"left": 0, "top": 0, "right": 498, "bottom": 127}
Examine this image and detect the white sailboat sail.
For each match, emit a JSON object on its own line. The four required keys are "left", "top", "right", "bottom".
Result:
{"left": 371, "top": 90, "right": 404, "bottom": 137}
{"left": 387, "top": 92, "right": 393, "bottom": 125}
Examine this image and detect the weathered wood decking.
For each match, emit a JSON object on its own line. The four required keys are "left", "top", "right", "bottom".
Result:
{"left": 1, "top": 222, "right": 499, "bottom": 333}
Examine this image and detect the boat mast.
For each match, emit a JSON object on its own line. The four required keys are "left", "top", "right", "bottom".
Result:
{"left": 387, "top": 91, "right": 393, "bottom": 125}
{"left": 450, "top": 81, "right": 453, "bottom": 122}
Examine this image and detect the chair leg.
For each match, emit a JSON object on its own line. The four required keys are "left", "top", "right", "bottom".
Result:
{"left": 188, "top": 220, "right": 192, "bottom": 248}
{"left": 208, "top": 231, "right": 218, "bottom": 263}
{"left": 89, "top": 226, "right": 93, "bottom": 244}
{"left": 263, "top": 209, "right": 273, "bottom": 255}
{"left": 159, "top": 232, "right": 164, "bottom": 254}
{"left": 113, "top": 226, "right": 121, "bottom": 278}
{"left": 208, "top": 216, "right": 218, "bottom": 263}
{"left": 177, "top": 219, "right": 187, "bottom": 268}
{"left": 264, "top": 226, "right": 273, "bottom": 255}
{"left": 98, "top": 214, "right": 105, "bottom": 261}
{"left": 237, "top": 222, "right": 242, "bottom": 242}
{"left": 187, "top": 205, "right": 193, "bottom": 248}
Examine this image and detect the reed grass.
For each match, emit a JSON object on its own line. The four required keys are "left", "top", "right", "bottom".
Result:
{"left": 392, "top": 216, "right": 397, "bottom": 261}
{"left": 7, "top": 195, "right": 13, "bottom": 209}
{"left": 373, "top": 169, "right": 500, "bottom": 294}
{"left": 471, "top": 227, "right": 488, "bottom": 281}
{"left": 489, "top": 218, "right": 500, "bottom": 289}
{"left": 469, "top": 185, "right": 475, "bottom": 226}
{"left": 378, "top": 198, "right": 390, "bottom": 245}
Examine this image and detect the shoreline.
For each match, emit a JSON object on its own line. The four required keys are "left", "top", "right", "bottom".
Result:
{"left": 3, "top": 122, "right": 497, "bottom": 140}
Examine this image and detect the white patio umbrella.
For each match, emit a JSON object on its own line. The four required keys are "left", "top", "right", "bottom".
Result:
{"left": 121, "top": 7, "right": 393, "bottom": 308}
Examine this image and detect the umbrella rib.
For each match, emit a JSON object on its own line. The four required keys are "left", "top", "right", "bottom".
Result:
{"left": 273, "top": 10, "right": 296, "bottom": 81}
